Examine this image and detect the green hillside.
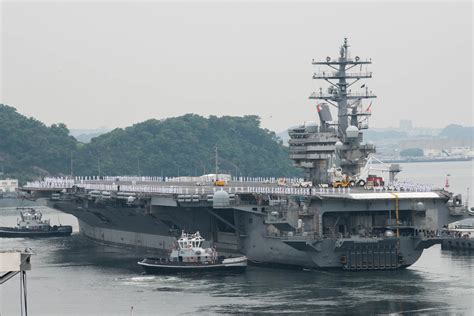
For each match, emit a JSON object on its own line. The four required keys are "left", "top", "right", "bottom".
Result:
{"left": 0, "top": 104, "right": 77, "bottom": 180}
{"left": 0, "top": 105, "right": 299, "bottom": 181}
{"left": 74, "top": 114, "right": 298, "bottom": 178}
{"left": 440, "top": 124, "right": 474, "bottom": 140}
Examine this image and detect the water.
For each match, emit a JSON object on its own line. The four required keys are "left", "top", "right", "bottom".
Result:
{"left": 396, "top": 160, "right": 474, "bottom": 207}
{"left": 1, "top": 161, "right": 473, "bottom": 315}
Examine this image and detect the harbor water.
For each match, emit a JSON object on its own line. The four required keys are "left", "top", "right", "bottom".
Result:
{"left": 1, "top": 161, "right": 473, "bottom": 315}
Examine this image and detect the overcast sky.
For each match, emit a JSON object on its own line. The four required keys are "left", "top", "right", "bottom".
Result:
{"left": 1, "top": 1, "right": 472, "bottom": 132}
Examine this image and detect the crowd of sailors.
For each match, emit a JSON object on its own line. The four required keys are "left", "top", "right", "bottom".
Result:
{"left": 308, "top": 227, "right": 469, "bottom": 241}
{"left": 414, "top": 229, "right": 441, "bottom": 238}
{"left": 387, "top": 228, "right": 470, "bottom": 240}
{"left": 35, "top": 176, "right": 306, "bottom": 184}
{"left": 25, "top": 177, "right": 435, "bottom": 196}
{"left": 442, "top": 230, "right": 472, "bottom": 240}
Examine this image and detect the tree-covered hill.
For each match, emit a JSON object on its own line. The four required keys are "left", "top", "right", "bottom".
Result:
{"left": 440, "top": 124, "right": 474, "bottom": 140}
{"left": 0, "top": 105, "right": 300, "bottom": 181}
{"left": 74, "top": 114, "right": 298, "bottom": 178}
{"left": 0, "top": 104, "right": 77, "bottom": 180}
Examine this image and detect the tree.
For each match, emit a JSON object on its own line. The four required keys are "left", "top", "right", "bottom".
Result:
{"left": 1, "top": 104, "right": 301, "bottom": 181}
{"left": 400, "top": 148, "right": 424, "bottom": 157}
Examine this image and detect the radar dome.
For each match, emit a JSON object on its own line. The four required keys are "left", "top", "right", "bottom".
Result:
{"left": 305, "top": 121, "right": 318, "bottom": 133}
{"left": 213, "top": 190, "right": 230, "bottom": 208}
{"left": 346, "top": 125, "right": 359, "bottom": 138}
{"left": 416, "top": 202, "right": 426, "bottom": 212}
{"left": 335, "top": 141, "right": 343, "bottom": 150}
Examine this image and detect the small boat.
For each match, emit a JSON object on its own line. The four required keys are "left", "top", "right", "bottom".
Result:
{"left": 0, "top": 208, "right": 73, "bottom": 238}
{"left": 138, "top": 231, "right": 247, "bottom": 274}
{"left": 441, "top": 218, "right": 474, "bottom": 250}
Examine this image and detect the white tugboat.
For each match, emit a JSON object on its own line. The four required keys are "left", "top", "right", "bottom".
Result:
{"left": 441, "top": 218, "right": 474, "bottom": 250}
{"left": 138, "top": 231, "right": 247, "bottom": 274}
{"left": 0, "top": 208, "right": 72, "bottom": 238}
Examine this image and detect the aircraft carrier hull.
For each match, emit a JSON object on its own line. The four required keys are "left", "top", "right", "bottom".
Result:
{"left": 51, "top": 200, "right": 316, "bottom": 267}
{"left": 46, "top": 187, "right": 463, "bottom": 270}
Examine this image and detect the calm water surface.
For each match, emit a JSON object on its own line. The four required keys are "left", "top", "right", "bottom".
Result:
{"left": 1, "top": 161, "right": 473, "bottom": 315}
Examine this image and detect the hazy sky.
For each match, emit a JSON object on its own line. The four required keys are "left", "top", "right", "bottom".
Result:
{"left": 1, "top": 1, "right": 472, "bottom": 132}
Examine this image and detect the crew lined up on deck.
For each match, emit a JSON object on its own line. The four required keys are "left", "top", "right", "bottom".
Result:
{"left": 26, "top": 177, "right": 434, "bottom": 196}
{"left": 40, "top": 176, "right": 306, "bottom": 184}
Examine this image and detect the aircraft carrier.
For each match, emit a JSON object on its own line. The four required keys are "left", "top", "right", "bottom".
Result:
{"left": 22, "top": 39, "right": 470, "bottom": 270}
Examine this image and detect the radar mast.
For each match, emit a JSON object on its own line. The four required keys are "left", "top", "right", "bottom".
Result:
{"left": 310, "top": 37, "right": 376, "bottom": 135}
{"left": 288, "top": 38, "right": 377, "bottom": 184}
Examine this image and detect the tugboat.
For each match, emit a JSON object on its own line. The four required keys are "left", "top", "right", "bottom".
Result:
{"left": 138, "top": 231, "right": 247, "bottom": 274}
{"left": 0, "top": 208, "right": 73, "bottom": 238}
{"left": 441, "top": 218, "right": 474, "bottom": 250}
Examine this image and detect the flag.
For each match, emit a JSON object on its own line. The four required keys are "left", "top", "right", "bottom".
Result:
{"left": 316, "top": 104, "right": 322, "bottom": 112}
{"left": 366, "top": 102, "right": 372, "bottom": 113}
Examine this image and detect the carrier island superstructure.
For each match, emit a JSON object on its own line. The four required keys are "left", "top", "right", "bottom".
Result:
{"left": 22, "top": 39, "right": 470, "bottom": 270}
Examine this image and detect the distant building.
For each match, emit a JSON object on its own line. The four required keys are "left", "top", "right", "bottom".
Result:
{"left": 200, "top": 174, "right": 232, "bottom": 182}
{"left": 399, "top": 120, "right": 413, "bottom": 130}
{"left": 423, "top": 148, "right": 442, "bottom": 157}
{"left": 423, "top": 146, "right": 472, "bottom": 158}
{"left": 399, "top": 138, "right": 473, "bottom": 150}
{"left": 450, "top": 146, "right": 472, "bottom": 156}
{"left": 167, "top": 174, "right": 232, "bottom": 183}
{"left": 0, "top": 179, "right": 18, "bottom": 193}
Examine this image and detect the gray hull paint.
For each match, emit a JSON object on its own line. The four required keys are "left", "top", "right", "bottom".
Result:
{"left": 49, "top": 193, "right": 461, "bottom": 269}
{"left": 78, "top": 219, "right": 175, "bottom": 254}
{"left": 307, "top": 237, "right": 425, "bottom": 269}
{"left": 441, "top": 238, "right": 474, "bottom": 250}
{"left": 52, "top": 201, "right": 315, "bottom": 267}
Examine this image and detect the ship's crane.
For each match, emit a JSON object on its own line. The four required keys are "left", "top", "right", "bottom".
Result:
{"left": 352, "top": 155, "right": 401, "bottom": 186}
{"left": 328, "top": 154, "right": 401, "bottom": 187}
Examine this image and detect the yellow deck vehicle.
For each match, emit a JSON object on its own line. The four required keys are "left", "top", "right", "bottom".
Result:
{"left": 213, "top": 180, "right": 226, "bottom": 186}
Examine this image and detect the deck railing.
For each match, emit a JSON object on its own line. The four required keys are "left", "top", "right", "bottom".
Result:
{"left": 24, "top": 178, "right": 435, "bottom": 197}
